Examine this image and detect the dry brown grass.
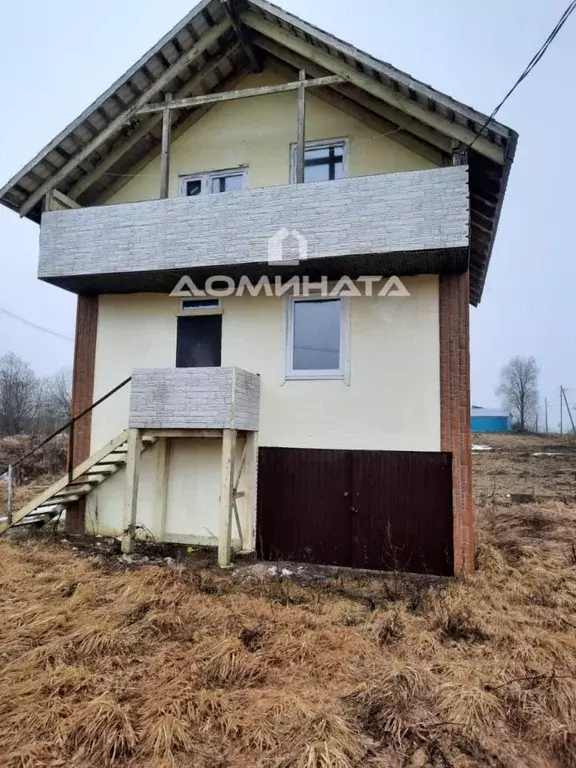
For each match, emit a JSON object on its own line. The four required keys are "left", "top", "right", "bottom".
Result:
{"left": 0, "top": 435, "right": 575, "bottom": 766}
{"left": 0, "top": 475, "right": 60, "bottom": 520}
{"left": 0, "top": 434, "right": 67, "bottom": 480}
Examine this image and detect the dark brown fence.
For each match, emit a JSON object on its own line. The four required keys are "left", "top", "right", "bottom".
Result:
{"left": 257, "top": 447, "right": 453, "bottom": 576}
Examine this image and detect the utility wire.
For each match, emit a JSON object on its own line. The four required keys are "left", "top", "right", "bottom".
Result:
{"left": 0, "top": 306, "right": 73, "bottom": 342}
{"left": 468, "top": 0, "right": 576, "bottom": 150}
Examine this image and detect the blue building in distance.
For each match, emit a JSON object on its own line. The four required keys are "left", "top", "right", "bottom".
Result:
{"left": 471, "top": 406, "right": 511, "bottom": 432}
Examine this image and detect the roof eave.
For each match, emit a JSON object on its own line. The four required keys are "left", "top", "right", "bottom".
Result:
{"left": 471, "top": 128, "right": 519, "bottom": 306}
{"left": 0, "top": 0, "right": 517, "bottom": 301}
{"left": 0, "top": 0, "right": 217, "bottom": 210}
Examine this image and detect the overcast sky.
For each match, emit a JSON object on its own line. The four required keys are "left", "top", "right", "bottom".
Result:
{"left": 0, "top": 0, "right": 574, "bottom": 428}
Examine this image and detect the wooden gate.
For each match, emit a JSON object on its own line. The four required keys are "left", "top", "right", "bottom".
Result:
{"left": 257, "top": 447, "right": 453, "bottom": 576}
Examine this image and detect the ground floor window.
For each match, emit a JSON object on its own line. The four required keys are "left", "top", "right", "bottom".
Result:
{"left": 286, "top": 296, "right": 349, "bottom": 380}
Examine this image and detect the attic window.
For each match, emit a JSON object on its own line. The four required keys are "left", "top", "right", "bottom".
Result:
{"left": 290, "top": 139, "right": 348, "bottom": 183}
{"left": 180, "top": 169, "right": 248, "bottom": 196}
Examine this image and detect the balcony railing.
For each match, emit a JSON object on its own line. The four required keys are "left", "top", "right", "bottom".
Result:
{"left": 128, "top": 367, "right": 260, "bottom": 431}
{"left": 38, "top": 166, "right": 469, "bottom": 294}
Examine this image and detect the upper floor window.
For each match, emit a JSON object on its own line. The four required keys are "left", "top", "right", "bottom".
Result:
{"left": 180, "top": 169, "right": 248, "bottom": 197}
{"left": 290, "top": 139, "right": 348, "bottom": 183}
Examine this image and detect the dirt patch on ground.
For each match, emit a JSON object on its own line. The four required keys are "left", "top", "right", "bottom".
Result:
{"left": 474, "top": 431, "right": 576, "bottom": 501}
{"left": 0, "top": 434, "right": 575, "bottom": 767}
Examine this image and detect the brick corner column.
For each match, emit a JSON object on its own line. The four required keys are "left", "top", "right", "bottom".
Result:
{"left": 439, "top": 272, "right": 474, "bottom": 575}
{"left": 66, "top": 295, "right": 98, "bottom": 535}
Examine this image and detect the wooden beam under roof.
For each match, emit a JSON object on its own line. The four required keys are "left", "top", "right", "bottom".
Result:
{"left": 470, "top": 214, "right": 494, "bottom": 237}
{"left": 137, "top": 74, "right": 346, "bottom": 114}
{"left": 257, "top": 36, "right": 452, "bottom": 159}
{"left": 159, "top": 93, "right": 172, "bottom": 199}
{"left": 19, "top": 18, "right": 232, "bottom": 218}
{"left": 96, "top": 67, "right": 251, "bottom": 203}
{"left": 45, "top": 189, "right": 81, "bottom": 211}
{"left": 266, "top": 55, "right": 447, "bottom": 166}
{"left": 249, "top": 0, "right": 510, "bottom": 143}
{"left": 68, "top": 47, "right": 243, "bottom": 200}
{"left": 243, "top": 12, "right": 504, "bottom": 165}
{"left": 470, "top": 194, "right": 498, "bottom": 220}
{"left": 296, "top": 69, "right": 306, "bottom": 183}
{"left": 471, "top": 208, "right": 496, "bottom": 231}
{"left": 221, "top": 0, "right": 261, "bottom": 73}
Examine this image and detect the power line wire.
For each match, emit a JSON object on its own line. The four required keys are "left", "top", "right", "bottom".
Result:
{"left": 0, "top": 307, "right": 73, "bottom": 342}
{"left": 467, "top": 0, "right": 576, "bottom": 150}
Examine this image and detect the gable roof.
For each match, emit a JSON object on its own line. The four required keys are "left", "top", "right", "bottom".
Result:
{"left": 0, "top": 0, "right": 517, "bottom": 305}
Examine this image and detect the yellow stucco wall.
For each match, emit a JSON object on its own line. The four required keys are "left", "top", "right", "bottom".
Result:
{"left": 91, "top": 278, "right": 440, "bottom": 453}
{"left": 85, "top": 68, "right": 441, "bottom": 541}
{"left": 104, "top": 70, "right": 437, "bottom": 205}
{"left": 86, "top": 278, "right": 440, "bottom": 540}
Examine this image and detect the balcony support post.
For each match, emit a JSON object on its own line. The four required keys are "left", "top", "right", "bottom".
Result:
{"left": 242, "top": 430, "right": 258, "bottom": 552}
{"left": 218, "top": 428, "right": 237, "bottom": 567}
{"left": 296, "top": 69, "right": 306, "bottom": 183}
{"left": 452, "top": 139, "right": 468, "bottom": 166}
{"left": 121, "top": 428, "right": 142, "bottom": 554}
{"left": 160, "top": 93, "right": 172, "bottom": 199}
{"left": 154, "top": 437, "right": 170, "bottom": 539}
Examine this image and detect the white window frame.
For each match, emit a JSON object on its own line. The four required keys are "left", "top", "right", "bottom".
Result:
{"left": 285, "top": 295, "right": 350, "bottom": 381}
{"left": 179, "top": 168, "right": 248, "bottom": 196}
{"left": 289, "top": 138, "right": 349, "bottom": 184}
{"left": 178, "top": 298, "right": 223, "bottom": 317}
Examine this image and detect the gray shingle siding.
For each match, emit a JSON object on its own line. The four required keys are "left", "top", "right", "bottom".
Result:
{"left": 128, "top": 367, "right": 260, "bottom": 430}
{"left": 39, "top": 167, "right": 469, "bottom": 279}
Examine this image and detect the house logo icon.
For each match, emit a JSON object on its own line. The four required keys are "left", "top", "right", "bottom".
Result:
{"left": 268, "top": 227, "right": 308, "bottom": 265}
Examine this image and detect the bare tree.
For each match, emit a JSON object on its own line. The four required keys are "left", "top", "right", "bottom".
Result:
{"left": 0, "top": 355, "right": 72, "bottom": 437}
{"left": 50, "top": 368, "right": 72, "bottom": 418}
{"left": 40, "top": 368, "right": 72, "bottom": 430}
{"left": 0, "top": 353, "right": 39, "bottom": 435}
{"left": 496, "top": 356, "right": 539, "bottom": 432}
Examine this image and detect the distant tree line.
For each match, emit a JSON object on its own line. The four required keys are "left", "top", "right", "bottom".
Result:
{"left": 0, "top": 352, "right": 72, "bottom": 437}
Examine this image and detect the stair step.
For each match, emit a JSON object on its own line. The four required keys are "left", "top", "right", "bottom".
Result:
{"left": 15, "top": 510, "right": 58, "bottom": 522}
{"left": 84, "top": 467, "right": 116, "bottom": 476}
{"left": 1, "top": 428, "right": 159, "bottom": 537}
{"left": 18, "top": 506, "right": 59, "bottom": 517}
{"left": 92, "top": 463, "right": 124, "bottom": 472}
{"left": 97, "top": 455, "right": 127, "bottom": 465}
{"left": 54, "top": 484, "right": 93, "bottom": 497}
{"left": 13, "top": 515, "right": 56, "bottom": 528}
{"left": 75, "top": 473, "right": 108, "bottom": 484}
{"left": 39, "top": 495, "right": 80, "bottom": 507}
{"left": 67, "top": 478, "right": 99, "bottom": 488}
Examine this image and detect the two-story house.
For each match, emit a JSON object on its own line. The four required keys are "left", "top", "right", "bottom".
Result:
{"left": 0, "top": 0, "right": 517, "bottom": 576}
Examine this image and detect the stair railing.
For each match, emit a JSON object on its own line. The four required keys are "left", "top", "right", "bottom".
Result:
{"left": 2, "top": 377, "right": 132, "bottom": 524}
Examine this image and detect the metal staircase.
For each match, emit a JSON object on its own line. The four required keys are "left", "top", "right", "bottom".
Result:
{"left": 0, "top": 429, "right": 157, "bottom": 535}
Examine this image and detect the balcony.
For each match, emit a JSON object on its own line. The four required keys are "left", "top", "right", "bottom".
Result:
{"left": 38, "top": 166, "right": 469, "bottom": 294}
{"left": 128, "top": 367, "right": 260, "bottom": 431}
